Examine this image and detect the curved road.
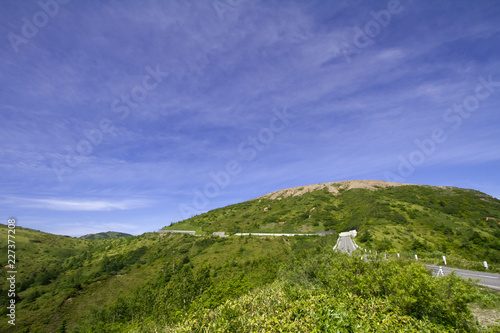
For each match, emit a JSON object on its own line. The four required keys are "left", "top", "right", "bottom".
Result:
{"left": 333, "top": 236, "right": 500, "bottom": 291}
{"left": 426, "top": 265, "right": 500, "bottom": 290}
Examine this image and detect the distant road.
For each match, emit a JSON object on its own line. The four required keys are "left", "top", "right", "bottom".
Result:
{"left": 234, "top": 232, "right": 316, "bottom": 236}
{"left": 160, "top": 231, "right": 319, "bottom": 237}
{"left": 426, "top": 265, "right": 500, "bottom": 290}
{"left": 334, "top": 236, "right": 357, "bottom": 254}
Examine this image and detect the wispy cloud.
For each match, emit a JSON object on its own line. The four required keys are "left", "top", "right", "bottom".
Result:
{"left": 1, "top": 0, "right": 499, "bottom": 235}
{"left": 7, "top": 197, "right": 151, "bottom": 211}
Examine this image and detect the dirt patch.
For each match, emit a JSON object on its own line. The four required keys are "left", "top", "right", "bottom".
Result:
{"left": 258, "top": 180, "right": 419, "bottom": 200}
{"left": 297, "top": 224, "right": 313, "bottom": 232}
{"left": 470, "top": 305, "right": 500, "bottom": 328}
{"left": 260, "top": 223, "right": 276, "bottom": 230}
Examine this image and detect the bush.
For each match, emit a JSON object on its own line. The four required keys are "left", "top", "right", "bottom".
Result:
{"left": 164, "top": 251, "right": 479, "bottom": 332}
{"left": 390, "top": 212, "right": 408, "bottom": 224}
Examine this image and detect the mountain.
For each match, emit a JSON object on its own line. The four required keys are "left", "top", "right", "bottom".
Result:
{"left": 80, "top": 231, "right": 133, "bottom": 239}
{"left": 165, "top": 180, "right": 500, "bottom": 266}
{"left": 1, "top": 181, "right": 499, "bottom": 332}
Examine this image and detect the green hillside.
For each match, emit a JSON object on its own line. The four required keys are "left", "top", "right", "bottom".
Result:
{"left": 80, "top": 231, "right": 133, "bottom": 239}
{"left": 166, "top": 181, "right": 500, "bottom": 268}
{"left": 0, "top": 226, "right": 499, "bottom": 332}
{"left": 1, "top": 181, "right": 499, "bottom": 332}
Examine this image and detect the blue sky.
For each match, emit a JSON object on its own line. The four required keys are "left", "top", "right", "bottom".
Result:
{"left": 1, "top": 0, "right": 499, "bottom": 237}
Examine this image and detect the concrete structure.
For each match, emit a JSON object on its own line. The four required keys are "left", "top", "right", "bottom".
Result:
{"left": 334, "top": 229, "right": 360, "bottom": 254}
{"left": 339, "top": 230, "right": 357, "bottom": 237}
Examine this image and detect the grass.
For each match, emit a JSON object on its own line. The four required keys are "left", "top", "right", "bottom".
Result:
{"left": 1, "top": 183, "right": 499, "bottom": 332}
{"left": 470, "top": 287, "right": 500, "bottom": 329}
{"left": 0, "top": 231, "right": 302, "bottom": 332}
{"left": 166, "top": 185, "right": 500, "bottom": 267}
{"left": 1, "top": 226, "right": 498, "bottom": 332}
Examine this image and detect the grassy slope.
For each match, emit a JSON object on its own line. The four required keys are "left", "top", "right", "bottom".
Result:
{"left": 165, "top": 185, "right": 500, "bottom": 268}
{"left": 0, "top": 227, "right": 301, "bottom": 332}
{"left": 0, "top": 224, "right": 90, "bottom": 297}
{"left": 0, "top": 225, "right": 499, "bottom": 332}
{"left": 1, "top": 183, "right": 499, "bottom": 331}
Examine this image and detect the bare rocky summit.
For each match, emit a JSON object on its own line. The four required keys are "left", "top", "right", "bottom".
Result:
{"left": 258, "top": 180, "right": 428, "bottom": 200}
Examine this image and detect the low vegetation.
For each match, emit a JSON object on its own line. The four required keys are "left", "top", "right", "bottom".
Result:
{"left": 1, "top": 182, "right": 499, "bottom": 331}
{"left": 167, "top": 183, "right": 500, "bottom": 270}
{"left": 0, "top": 227, "right": 499, "bottom": 332}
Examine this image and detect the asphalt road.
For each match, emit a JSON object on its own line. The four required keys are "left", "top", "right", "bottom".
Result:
{"left": 426, "top": 265, "right": 500, "bottom": 290}
{"left": 335, "top": 236, "right": 357, "bottom": 254}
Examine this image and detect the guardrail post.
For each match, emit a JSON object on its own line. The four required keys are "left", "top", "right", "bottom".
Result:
{"left": 415, "top": 254, "right": 418, "bottom": 261}
{"left": 442, "top": 256, "right": 447, "bottom": 265}
{"left": 484, "top": 261, "right": 488, "bottom": 270}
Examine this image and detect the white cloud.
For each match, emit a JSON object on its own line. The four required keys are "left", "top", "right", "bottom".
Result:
{"left": 7, "top": 197, "right": 151, "bottom": 211}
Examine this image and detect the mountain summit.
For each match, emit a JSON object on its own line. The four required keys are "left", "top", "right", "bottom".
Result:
{"left": 165, "top": 180, "right": 500, "bottom": 263}
{"left": 258, "top": 180, "right": 416, "bottom": 199}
